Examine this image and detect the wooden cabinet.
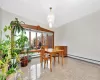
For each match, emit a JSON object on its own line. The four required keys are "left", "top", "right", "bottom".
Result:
{"left": 55, "top": 46, "right": 67, "bottom": 57}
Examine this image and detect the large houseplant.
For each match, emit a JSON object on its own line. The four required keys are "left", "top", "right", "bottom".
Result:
{"left": 0, "top": 18, "right": 25, "bottom": 79}
{"left": 0, "top": 37, "right": 11, "bottom": 80}
{"left": 4, "top": 18, "right": 25, "bottom": 58}
{"left": 16, "top": 32, "right": 29, "bottom": 67}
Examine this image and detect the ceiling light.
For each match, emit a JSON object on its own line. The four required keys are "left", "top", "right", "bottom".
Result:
{"left": 47, "top": 7, "right": 55, "bottom": 28}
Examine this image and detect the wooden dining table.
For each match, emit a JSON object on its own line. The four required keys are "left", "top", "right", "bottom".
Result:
{"left": 45, "top": 49, "right": 64, "bottom": 72}
{"left": 22, "top": 49, "right": 64, "bottom": 72}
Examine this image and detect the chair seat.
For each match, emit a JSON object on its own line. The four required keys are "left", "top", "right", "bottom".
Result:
{"left": 42, "top": 57, "right": 49, "bottom": 60}
{"left": 51, "top": 53, "right": 59, "bottom": 57}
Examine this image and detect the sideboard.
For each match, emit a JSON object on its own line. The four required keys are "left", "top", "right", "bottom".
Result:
{"left": 54, "top": 46, "right": 67, "bottom": 57}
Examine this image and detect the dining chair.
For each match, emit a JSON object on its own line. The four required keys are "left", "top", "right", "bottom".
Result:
{"left": 41, "top": 46, "right": 59, "bottom": 65}
{"left": 51, "top": 47, "right": 59, "bottom": 65}
{"left": 40, "top": 46, "right": 50, "bottom": 69}
{"left": 54, "top": 47, "right": 64, "bottom": 66}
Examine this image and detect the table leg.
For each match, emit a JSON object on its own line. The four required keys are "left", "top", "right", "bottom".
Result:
{"left": 44, "top": 60, "right": 46, "bottom": 69}
{"left": 40, "top": 55, "right": 43, "bottom": 66}
{"left": 50, "top": 53, "right": 52, "bottom": 72}
{"left": 58, "top": 53, "right": 60, "bottom": 64}
{"left": 54, "top": 56, "right": 56, "bottom": 65}
{"left": 62, "top": 51, "right": 64, "bottom": 66}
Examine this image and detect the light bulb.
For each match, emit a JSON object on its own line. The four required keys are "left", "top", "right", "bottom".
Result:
{"left": 47, "top": 13, "right": 55, "bottom": 23}
{"left": 49, "top": 23, "right": 52, "bottom": 28}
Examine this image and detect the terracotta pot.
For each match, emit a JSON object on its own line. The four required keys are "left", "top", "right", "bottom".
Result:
{"left": 20, "top": 56, "right": 28, "bottom": 67}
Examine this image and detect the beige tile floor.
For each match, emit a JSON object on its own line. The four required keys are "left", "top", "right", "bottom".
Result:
{"left": 21, "top": 57, "right": 100, "bottom": 80}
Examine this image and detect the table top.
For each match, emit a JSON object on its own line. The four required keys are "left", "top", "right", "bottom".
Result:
{"left": 22, "top": 48, "right": 63, "bottom": 53}
{"left": 45, "top": 49, "right": 64, "bottom": 53}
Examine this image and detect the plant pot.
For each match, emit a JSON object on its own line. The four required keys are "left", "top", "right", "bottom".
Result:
{"left": 20, "top": 56, "right": 28, "bottom": 67}
{"left": 27, "top": 55, "right": 32, "bottom": 62}
{"left": 10, "top": 58, "right": 17, "bottom": 68}
{"left": 11, "top": 58, "right": 16, "bottom": 64}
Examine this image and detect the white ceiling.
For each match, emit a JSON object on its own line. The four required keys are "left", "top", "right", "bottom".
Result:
{"left": 1, "top": 0, "right": 100, "bottom": 28}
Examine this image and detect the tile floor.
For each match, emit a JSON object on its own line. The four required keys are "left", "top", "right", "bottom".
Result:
{"left": 20, "top": 57, "right": 100, "bottom": 80}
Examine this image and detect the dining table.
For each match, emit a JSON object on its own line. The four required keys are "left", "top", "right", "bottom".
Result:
{"left": 45, "top": 49, "right": 64, "bottom": 72}
{"left": 22, "top": 48, "right": 64, "bottom": 72}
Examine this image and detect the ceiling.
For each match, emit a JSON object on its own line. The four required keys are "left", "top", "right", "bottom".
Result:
{"left": 0, "top": 0, "right": 100, "bottom": 28}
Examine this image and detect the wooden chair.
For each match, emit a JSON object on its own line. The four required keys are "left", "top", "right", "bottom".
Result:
{"left": 40, "top": 46, "right": 64, "bottom": 71}
{"left": 51, "top": 47, "right": 60, "bottom": 65}
{"left": 40, "top": 46, "right": 51, "bottom": 70}
{"left": 40, "top": 46, "right": 59, "bottom": 65}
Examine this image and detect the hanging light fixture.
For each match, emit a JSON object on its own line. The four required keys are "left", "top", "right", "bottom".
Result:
{"left": 47, "top": 7, "right": 55, "bottom": 28}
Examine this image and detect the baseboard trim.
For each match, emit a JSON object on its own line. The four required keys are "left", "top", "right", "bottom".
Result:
{"left": 68, "top": 54, "right": 100, "bottom": 65}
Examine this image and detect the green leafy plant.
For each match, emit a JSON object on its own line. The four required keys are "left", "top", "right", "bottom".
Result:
{"left": 6, "top": 67, "right": 16, "bottom": 75}
{"left": 0, "top": 74, "right": 6, "bottom": 80}
{"left": 0, "top": 38, "right": 11, "bottom": 68}
{"left": 0, "top": 35, "right": 11, "bottom": 67}
{"left": 16, "top": 32, "right": 28, "bottom": 50}
{"left": 0, "top": 18, "right": 25, "bottom": 78}
{"left": 0, "top": 40, "right": 10, "bottom": 56}
{"left": 0, "top": 56, "right": 10, "bottom": 79}
{"left": 4, "top": 18, "right": 25, "bottom": 58}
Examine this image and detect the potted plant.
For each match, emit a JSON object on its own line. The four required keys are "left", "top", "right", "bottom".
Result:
{"left": 0, "top": 41, "right": 11, "bottom": 80}
{"left": 4, "top": 18, "right": 25, "bottom": 66}
{"left": 15, "top": 32, "right": 29, "bottom": 67}
{"left": 0, "top": 36, "right": 17, "bottom": 79}
{"left": 0, "top": 18, "right": 25, "bottom": 79}
{"left": 4, "top": 18, "right": 24, "bottom": 58}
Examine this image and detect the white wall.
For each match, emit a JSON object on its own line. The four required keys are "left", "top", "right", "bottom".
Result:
{"left": 0, "top": 8, "right": 2, "bottom": 41}
{"left": 54, "top": 10, "right": 100, "bottom": 62}
{"left": 0, "top": 8, "right": 2, "bottom": 29}
{"left": 1, "top": 9, "right": 49, "bottom": 39}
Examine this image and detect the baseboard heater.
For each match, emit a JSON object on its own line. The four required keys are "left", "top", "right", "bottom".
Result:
{"left": 68, "top": 54, "right": 100, "bottom": 65}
